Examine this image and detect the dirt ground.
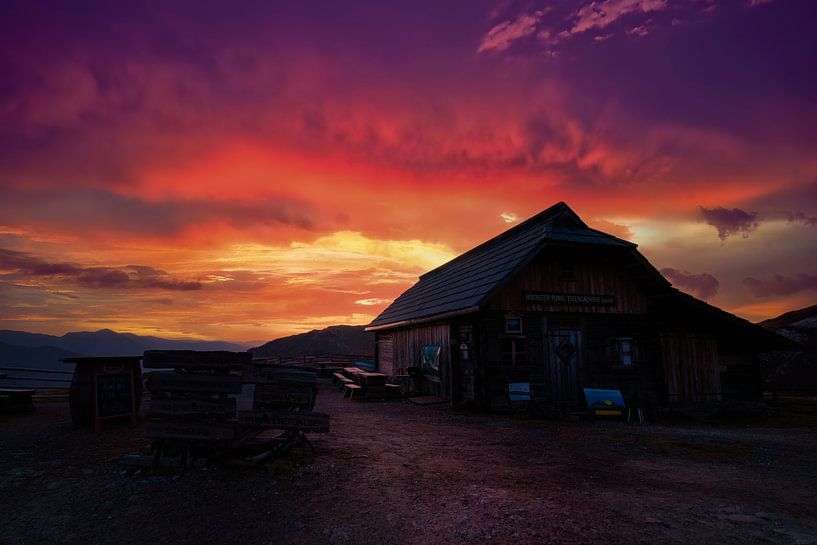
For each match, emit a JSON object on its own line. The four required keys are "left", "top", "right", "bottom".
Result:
{"left": 1, "top": 382, "right": 817, "bottom": 545}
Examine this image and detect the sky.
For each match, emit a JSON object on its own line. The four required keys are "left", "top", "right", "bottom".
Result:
{"left": 1, "top": 0, "right": 816, "bottom": 343}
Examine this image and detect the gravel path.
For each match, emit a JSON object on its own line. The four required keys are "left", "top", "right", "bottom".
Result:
{"left": 1, "top": 382, "right": 816, "bottom": 545}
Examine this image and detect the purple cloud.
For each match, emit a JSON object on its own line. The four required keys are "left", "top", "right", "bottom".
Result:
{"left": 784, "top": 211, "right": 817, "bottom": 227}
{"left": 572, "top": 0, "right": 667, "bottom": 35}
{"left": 0, "top": 249, "right": 201, "bottom": 291}
{"left": 478, "top": 10, "right": 545, "bottom": 53}
{"left": 699, "top": 206, "right": 758, "bottom": 241}
{"left": 660, "top": 267, "right": 720, "bottom": 300}
{"left": 0, "top": 188, "right": 315, "bottom": 237}
{"left": 742, "top": 273, "right": 817, "bottom": 297}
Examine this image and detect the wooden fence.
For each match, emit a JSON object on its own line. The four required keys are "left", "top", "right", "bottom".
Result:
{"left": 252, "top": 354, "right": 373, "bottom": 369}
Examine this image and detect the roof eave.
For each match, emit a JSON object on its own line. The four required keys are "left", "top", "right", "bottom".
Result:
{"left": 364, "top": 305, "right": 481, "bottom": 332}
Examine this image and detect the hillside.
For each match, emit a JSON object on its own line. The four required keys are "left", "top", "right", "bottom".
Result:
{"left": 0, "top": 329, "right": 250, "bottom": 387}
{"left": 758, "top": 304, "right": 817, "bottom": 394}
{"left": 0, "top": 329, "right": 249, "bottom": 357}
{"left": 251, "top": 325, "right": 374, "bottom": 358}
{"left": 758, "top": 304, "right": 817, "bottom": 352}
{"left": 0, "top": 341, "right": 79, "bottom": 387}
{"left": 0, "top": 341, "right": 78, "bottom": 369}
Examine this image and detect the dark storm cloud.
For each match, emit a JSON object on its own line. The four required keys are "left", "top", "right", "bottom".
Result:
{"left": 742, "top": 273, "right": 817, "bottom": 297}
{"left": 699, "top": 206, "right": 758, "bottom": 241}
{"left": 660, "top": 267, "right": 720, "bottom": 300}
{"left": 0, "top": 188, "right": 315, "bottom": 235}
{"left": 0, "top": 248, "right": 201, "bottom": 291}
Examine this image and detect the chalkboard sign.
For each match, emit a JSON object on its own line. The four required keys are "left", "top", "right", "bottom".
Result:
{"left": 96, "top": 372, "right": 135, "bottom": 419}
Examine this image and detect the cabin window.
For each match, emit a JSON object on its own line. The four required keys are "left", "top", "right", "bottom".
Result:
{"left": 611, "top": 337, "right": 634, "bottom": 368}
{"left": 501, "top": 338, "right": 527, "bottom": 366}
{"left": 561, "top": 262, "right": 575, "bottom": 281}
{"left": 504, "top": 313, "right": 523, "bottom": 333}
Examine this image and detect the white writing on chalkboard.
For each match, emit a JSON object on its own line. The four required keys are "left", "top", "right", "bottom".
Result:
{"left": 96, "top": 373, "right": 134, "bottom": 419}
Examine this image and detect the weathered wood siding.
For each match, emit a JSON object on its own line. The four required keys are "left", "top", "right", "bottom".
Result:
{"left": 376, "top": 333, "right": 395, "bottom": 378}
{"left": 660, "top": 333, "right": 721, "bottom": 403}
{"left": 486, "top": 249, "right": 648, "bottom": 315}
{"left": 718, "top": 353, "right": 760, "bottom": 400}
{"left": 478, "top": 310, "right": 663, "bottom": 409}
{"left": 392, "top": 322, "right": 451, "bottom": 398}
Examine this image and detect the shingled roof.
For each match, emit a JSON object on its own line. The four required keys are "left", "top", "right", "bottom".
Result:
{"left": 366, "top": 202, "right": 636, "bottom": 330}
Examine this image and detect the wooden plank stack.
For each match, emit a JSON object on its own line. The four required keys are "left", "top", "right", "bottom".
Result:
{"left": 144, "top": 351, "right": 248, "bottom": 445}
{"left": 131, "top": 351, "right": 330, "bottom": 467}
{"left": 238, "top": 363, "right": 329, "bottom": 433}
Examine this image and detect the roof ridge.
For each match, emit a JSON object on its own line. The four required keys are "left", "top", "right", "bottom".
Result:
{"left": 367, "top": 201, "right": 639, "bottom": 329}
{"left": 419, "top": 201, "right": 575, "bottom": 279}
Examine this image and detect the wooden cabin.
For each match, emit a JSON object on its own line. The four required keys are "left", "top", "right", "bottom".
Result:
{"left": 365, "top": 202, "right": 793, "bottom": 410}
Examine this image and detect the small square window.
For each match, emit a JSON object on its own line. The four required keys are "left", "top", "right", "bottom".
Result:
{"left": 505, "top": 317, "right": 522, "bottom": 333}
{"left": 561, "top": 263, "right": 575, "bottom": 281}
{"left": 501, "top": 338, "right": 527, "bottom": 366}
{"left": 611, "top": 338, "right": 634, "bottom": 367}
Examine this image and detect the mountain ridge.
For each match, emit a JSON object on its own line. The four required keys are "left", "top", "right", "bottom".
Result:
{"left": 757, "top": 304, "right": 817, "bottom": 352}
{"left": 251, "top": 325, "right": 374, "bottom": 358}
{"left": 0, "top": 328, "right": 250, "bottom": 357}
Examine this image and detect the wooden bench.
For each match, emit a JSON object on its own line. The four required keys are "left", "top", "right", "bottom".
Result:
{"left": 344, "top": 384, "right": 363, "bottom": 400}
{"left": 0, "top": 388, "right": 36, "bottom": 414}
{"left": 332, "top": 372, "right": 346, "bottom": 386}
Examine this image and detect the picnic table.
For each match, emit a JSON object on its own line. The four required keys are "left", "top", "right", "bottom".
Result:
{"left": 334, "top": 368, "right": 398, "bottom": 400}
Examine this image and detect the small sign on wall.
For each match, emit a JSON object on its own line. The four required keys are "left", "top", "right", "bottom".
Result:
{"left": 93, "top": 363, "right": 138, "bottom": 431}
{"left": 523, "top": 291, "right": 617, "bottom": 306}
{"left": 422, "top": 345, "right": 441, "bottom": 377}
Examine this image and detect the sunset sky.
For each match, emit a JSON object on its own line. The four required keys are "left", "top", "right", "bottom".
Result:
{"left": 1, "top": 0, "right": 816, "bottom": 343}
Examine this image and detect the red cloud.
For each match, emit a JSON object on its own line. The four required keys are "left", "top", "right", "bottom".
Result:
{"left": 0, "top": 249, "right": 201, "bottom": 291}
{"left": 660, "top": 268, "right": 720, "bottom": 301}
{"left": 743, "top": 273, "right": 817, "bottom": 298}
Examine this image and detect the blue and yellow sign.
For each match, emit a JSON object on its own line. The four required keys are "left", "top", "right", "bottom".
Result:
{"left": 583, "top": 388, "right": 625, "bottom": 416}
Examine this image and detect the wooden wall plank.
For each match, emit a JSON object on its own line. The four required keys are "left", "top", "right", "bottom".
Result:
{"left": 237, "top": 411, "right": 330, "bottom": 433}
{"left": 486, "top": 250, "right": 648, "bottom": 315}
{"left": 391, "top": 322, "right": 451, "bottom": 397}
{"left": 377, "top": 334, "right": 395, "bottom": 377}
{"left": 242, "top": 365, "right": 317, "bottom": 385}
{"left": 143, "top": 350, "right": 251, "bottom": 370}
{"left": 148, "top": 397, "right": 236, "bottom": 418}
{"left": 252, "top": 384, "right": 315, "bottom": 410}
{"left": 145, "top": 420, "right": 235, "bottom": 441}
{"left": 146, "top": 372, "right": 244, "bottom": 394}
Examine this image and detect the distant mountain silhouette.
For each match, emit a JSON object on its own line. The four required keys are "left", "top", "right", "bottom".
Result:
{"left": 0, "top": 329, "right": 249, "bottom": 359}
{"left": 0, "top": 328, "right": 251, "bottom": 387}
{"left": 0, "top": 341, "right": 78, "bottom": 369}
{"left": 758, "top": 304, "right": 817, "bottom": 352}
{"left": 0, "top": 341, "right": 79, "bottom": 388}
{"left": 757, "top": 304, "right": 817, "bottom": 394}
{"left": 251, "top": 325, "right": 374, "bottom": 358}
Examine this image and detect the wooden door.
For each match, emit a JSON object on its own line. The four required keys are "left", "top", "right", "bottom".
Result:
{"left": 545, "top": 329, "right": 581, "bottom": 404}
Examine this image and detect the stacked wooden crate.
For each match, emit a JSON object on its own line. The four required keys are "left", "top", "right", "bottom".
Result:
{"left": 134, "top": 351, "right": 330, "bottom": 466}
{"left": 238, "top": 363, "right": 329, "bottom": 434}
{"left": 144, "top": 351, "right": 248, "bottom": 445}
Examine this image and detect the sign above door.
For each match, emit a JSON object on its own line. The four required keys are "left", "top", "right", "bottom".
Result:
{"left": 523, "top": 291, "right": 616, "bottom": 306}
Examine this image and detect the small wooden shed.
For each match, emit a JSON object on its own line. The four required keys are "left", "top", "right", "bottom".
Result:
{"left": 365, "top": 202, "right": 792, "bottom": 409}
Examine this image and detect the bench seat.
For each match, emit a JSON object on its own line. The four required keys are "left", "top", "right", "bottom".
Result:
{"left": 344, "top": 383, "right": 363, "bottom": 400}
